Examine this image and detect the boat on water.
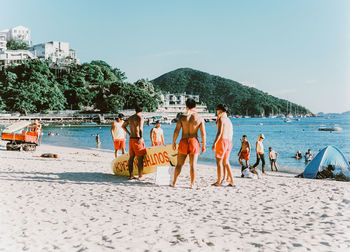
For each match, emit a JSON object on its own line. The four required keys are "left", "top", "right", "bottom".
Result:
{"left": 284, "top": 118, "right": 292, "bottom": 123}
{"left": 318, "top": 127, "right": 342, "bottom": 131}
{"left": 81, "top": 122, "right": 97, "bottom": 126}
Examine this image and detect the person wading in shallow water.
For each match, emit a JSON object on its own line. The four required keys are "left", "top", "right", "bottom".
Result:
{"left": 171, "top": 98, "right": 206, "bottom": 189}
{"left": 122, "top": 105, "right": 146, "bottom": 180}
{"left": 211, "top": 104, "right": 234, "bottom": 186}
{"left": 150, "top": 120, "right": 164, "bottom": 146}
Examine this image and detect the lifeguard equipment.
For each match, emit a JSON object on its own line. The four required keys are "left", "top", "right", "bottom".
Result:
{"left": 111, "top": 144, "right": 188, "bottom": 176}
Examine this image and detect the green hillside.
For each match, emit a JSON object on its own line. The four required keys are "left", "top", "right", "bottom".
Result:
{"left": 151, "top": 68, "right": 312, "bottom": 116}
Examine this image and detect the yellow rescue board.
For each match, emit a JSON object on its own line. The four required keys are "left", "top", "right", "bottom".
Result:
{"left": 111, "top": 144, "right": 187, "bottom": 176}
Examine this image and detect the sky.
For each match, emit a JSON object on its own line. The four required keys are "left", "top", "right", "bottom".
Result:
{"left": 1, "top": 0, "right": 349, "bottom": 113}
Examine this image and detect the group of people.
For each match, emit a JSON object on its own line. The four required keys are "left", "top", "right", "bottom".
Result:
{"left": 294, "top": 149, "right": 314, "bottom": 162}
{"left": 237, "top": 133, "right": 279, "bottom": 177}
{"left": 109, "top": 98, "right": 281, "bottom": 188}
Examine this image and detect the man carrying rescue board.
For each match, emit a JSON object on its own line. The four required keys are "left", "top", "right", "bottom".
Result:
{"left": 122, "top": 104, "right": 146, "bottom": 180}
{"left": 171, "top": 98, "right": 206, "bottom": 189}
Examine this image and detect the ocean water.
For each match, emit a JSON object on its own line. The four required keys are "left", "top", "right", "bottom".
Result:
{"left": 41, "top": 115, "right": 350, "bottom": 174}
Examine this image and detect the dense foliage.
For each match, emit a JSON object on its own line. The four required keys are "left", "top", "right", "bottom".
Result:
{"left": 6, "top": 39, "right": 30, "bottom": 50}
{"left": 152, "top": 68, "right": 311, "bottom": 115}
{"left": 0, "top": 60, "right": 160, "bottom": 114}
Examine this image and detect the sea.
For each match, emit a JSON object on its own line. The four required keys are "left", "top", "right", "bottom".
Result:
{"left": 39, "top": 115, "right": 350, "bottom": 174}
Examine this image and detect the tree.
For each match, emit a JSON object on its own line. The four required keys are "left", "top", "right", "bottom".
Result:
{"left": 6, "top": 39, "right": 30, "bottom": 50}
{"left": 0, "top": 60, "right": 66, "bottom": 114}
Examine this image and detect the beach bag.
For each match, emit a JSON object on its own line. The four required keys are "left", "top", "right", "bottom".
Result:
{"left": 243, "top": 168, "right": 258, "bottom": 179}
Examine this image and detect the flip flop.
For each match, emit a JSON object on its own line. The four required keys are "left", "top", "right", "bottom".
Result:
{"left": 227, "top": 184, "right": 235, "bottom": 187}
{"left": 211, "top": 182, "right": 221, "bottom": 186}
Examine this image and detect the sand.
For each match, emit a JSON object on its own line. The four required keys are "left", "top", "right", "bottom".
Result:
{"left": 0, "top": 143, "right": 349, "bottom": 252}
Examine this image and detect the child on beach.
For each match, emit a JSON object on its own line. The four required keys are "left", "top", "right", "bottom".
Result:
{"left": 238, "top": 135, "right": 251, "bottom": 175}
{"left": 268, "top": 147, "right": 279, "bottom": 171}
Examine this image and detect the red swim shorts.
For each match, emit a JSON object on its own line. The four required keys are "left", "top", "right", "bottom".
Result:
{"left": 178, "top": 138, "right": 201, "bottom": 155}
{"left": 114, "top": 139, "right": 126, "bottom": 150}
{"left": 215, "top": 138, "right": 232, "bottom": 159}
{"left": 129, "top": 138, "right": 146, "bottom": 157}
{"left": 239, "top": 151, "right": 250, "bottom": 161}
{"left": 152, "top": 141, "right": 163, "bottom": 146}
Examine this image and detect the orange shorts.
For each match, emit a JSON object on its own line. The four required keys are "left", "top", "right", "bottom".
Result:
{"left": 178, "top": 138, "right": 201, "bottom": 155}
{"left": 129, "top": 138, "right": 146, "bottom": 157}
{"left": 215, "top": 138, "right": 232, "bottom": 159}
{"left": 114, "top": 139, "right": 126, "bottom": 150}
{"left": 152, "top": 141, "right": 163, "bottom": 146}
{"left": 239, "top": 151, "right": 250, "bottom": 161}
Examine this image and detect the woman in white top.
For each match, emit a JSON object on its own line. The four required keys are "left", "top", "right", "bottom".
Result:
{"left": 252, "top": 133, "right": 266, "bottom": 174}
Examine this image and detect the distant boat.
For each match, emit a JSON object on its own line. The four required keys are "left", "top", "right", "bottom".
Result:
{"left": 318, "top": 127, "right": 342, "bottom": 131}
{"left": 81, "top": 122, "right": 97, "bottom": 126}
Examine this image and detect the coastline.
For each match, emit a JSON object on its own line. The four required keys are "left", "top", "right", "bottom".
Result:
{"left": 1, "top": 143, "right": 349, "bottom": 251}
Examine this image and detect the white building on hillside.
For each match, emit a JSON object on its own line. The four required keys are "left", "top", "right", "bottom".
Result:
{"left": 0, "top": 25, "right": 31, "bottom": 51}
{"left": 0, "top": 50, "right": 36, "bottom": 70}
{"left": 157, "top": 92, "right": 208, "bottom": 113}
{"left": 30, "top": 41, "right": 79, "bottom": 65}
{"left": 0, "top": 31, "right": 7, "bottom": 51}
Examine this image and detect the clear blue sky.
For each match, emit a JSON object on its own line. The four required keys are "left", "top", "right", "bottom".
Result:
{"left": 1, "top": 0, "right": 349, "bottom": 113}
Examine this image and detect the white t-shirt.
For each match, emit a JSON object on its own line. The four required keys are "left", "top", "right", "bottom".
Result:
{"left": 256, "top": 140, "right": 264, "bottom": 154}
{"left": 151, "top": 127, "right": 163, "bottom": 142}
{"left": 111, "top": 121, "right": 126, "bottom": 140}
{"left": 269, "top": 150, "right": 277, "bottom": 159}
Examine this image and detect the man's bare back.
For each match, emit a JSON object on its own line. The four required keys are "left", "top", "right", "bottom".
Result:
{"left": 123, "top": 114, "right": 144, "bottom": 138}
{"left": 219, "top": 116, "right": 233, "bottom": 140}
{"left": 178, "top": 113, "right": 204, "bottom": 139}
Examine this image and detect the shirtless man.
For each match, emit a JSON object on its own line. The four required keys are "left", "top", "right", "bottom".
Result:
{"left": 211, "top": 104, "right": 234, "bottom": 186}
{"left": 171, "top": 98, "right": 206, "bottom": 189}
{"left": 111, "top": 114, "right": 126, "bottom": 158}
{"left": 150, "top": 120, "right": 164, "bottom": 146}
{"left": 238, "top": 135, "right": 251, "bottom": 169}
{"left": 122, "top": 105, "right": 146, "bottom": 180}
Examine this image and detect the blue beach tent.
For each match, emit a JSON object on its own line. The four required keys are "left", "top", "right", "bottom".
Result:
{"left": 303, "top": 146, "right": 350, "bottom": 179}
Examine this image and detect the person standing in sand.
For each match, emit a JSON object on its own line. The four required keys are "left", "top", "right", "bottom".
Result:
{"left": 122, "top": 105, "right": 146, "bottom": 180}
{"left": 211, "top": 104, "right": 234, "bottom": 186}
{"left": 253, "top": 133, "right": 266, "bottom": 174}
{"left": 111, "top": 114, "right": 127, "bottom": 158}
{"left": 171, "top": 98, "right": 206, "bottom": 189}
{"left": 268, "top": 147, "right": 279, "bottom": 171}
{"left": 150, "top": 120, "right": 164, "bottom": 146}
{"left": 238, "top": 135, "right": 251, "bottom": 170}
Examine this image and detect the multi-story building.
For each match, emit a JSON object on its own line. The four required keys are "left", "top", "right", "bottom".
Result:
{"left": 158, "top": 92, "right": 208, "bottom": 112}
{"left": 0, "top": 31, "right": 7, "bottom": 51}
{"left": 30, "top": 41, "right": 79, "bottom": 65}
{"left": 0, "top": 26, "right": 31, "bottom": 47}
{"left": 0, "top": 50, "right": 36, "bottom": 71}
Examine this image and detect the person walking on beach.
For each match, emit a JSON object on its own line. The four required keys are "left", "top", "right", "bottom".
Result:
{"left": 269, "top": 147, "right": 279, "bottom": 171}
{"left": 171, "top": 98, "right": 206, "bottom": 189}
{"left": 150, "top": 120, "right": 164, "bottom": 146}
{"left": 238, "top": 135, "right": 251, "bottom": 170}
{"left": 211, "top": 104, "right": 234, "bottom": 186}
{"left": 253, "top": 133, "right": 266, "bottom": 174}
{"left": 122, "top": 105, "right": 146, "bottom": 180}
{"left": 111, "top": 114, "right": 126, "bottom": 158}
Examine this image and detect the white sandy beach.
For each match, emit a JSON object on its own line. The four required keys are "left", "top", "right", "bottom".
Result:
{"left": 0, "top": 143, "right": 349, "bottom": 252}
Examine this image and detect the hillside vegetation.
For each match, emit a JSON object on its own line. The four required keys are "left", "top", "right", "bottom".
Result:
{"left": 152, "top": 68, "right": 311, "bottom": 116}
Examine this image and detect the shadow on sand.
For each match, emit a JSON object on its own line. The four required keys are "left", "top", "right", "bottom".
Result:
{"left": 0, "top": 171, "right": 155, "bottom": 186}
